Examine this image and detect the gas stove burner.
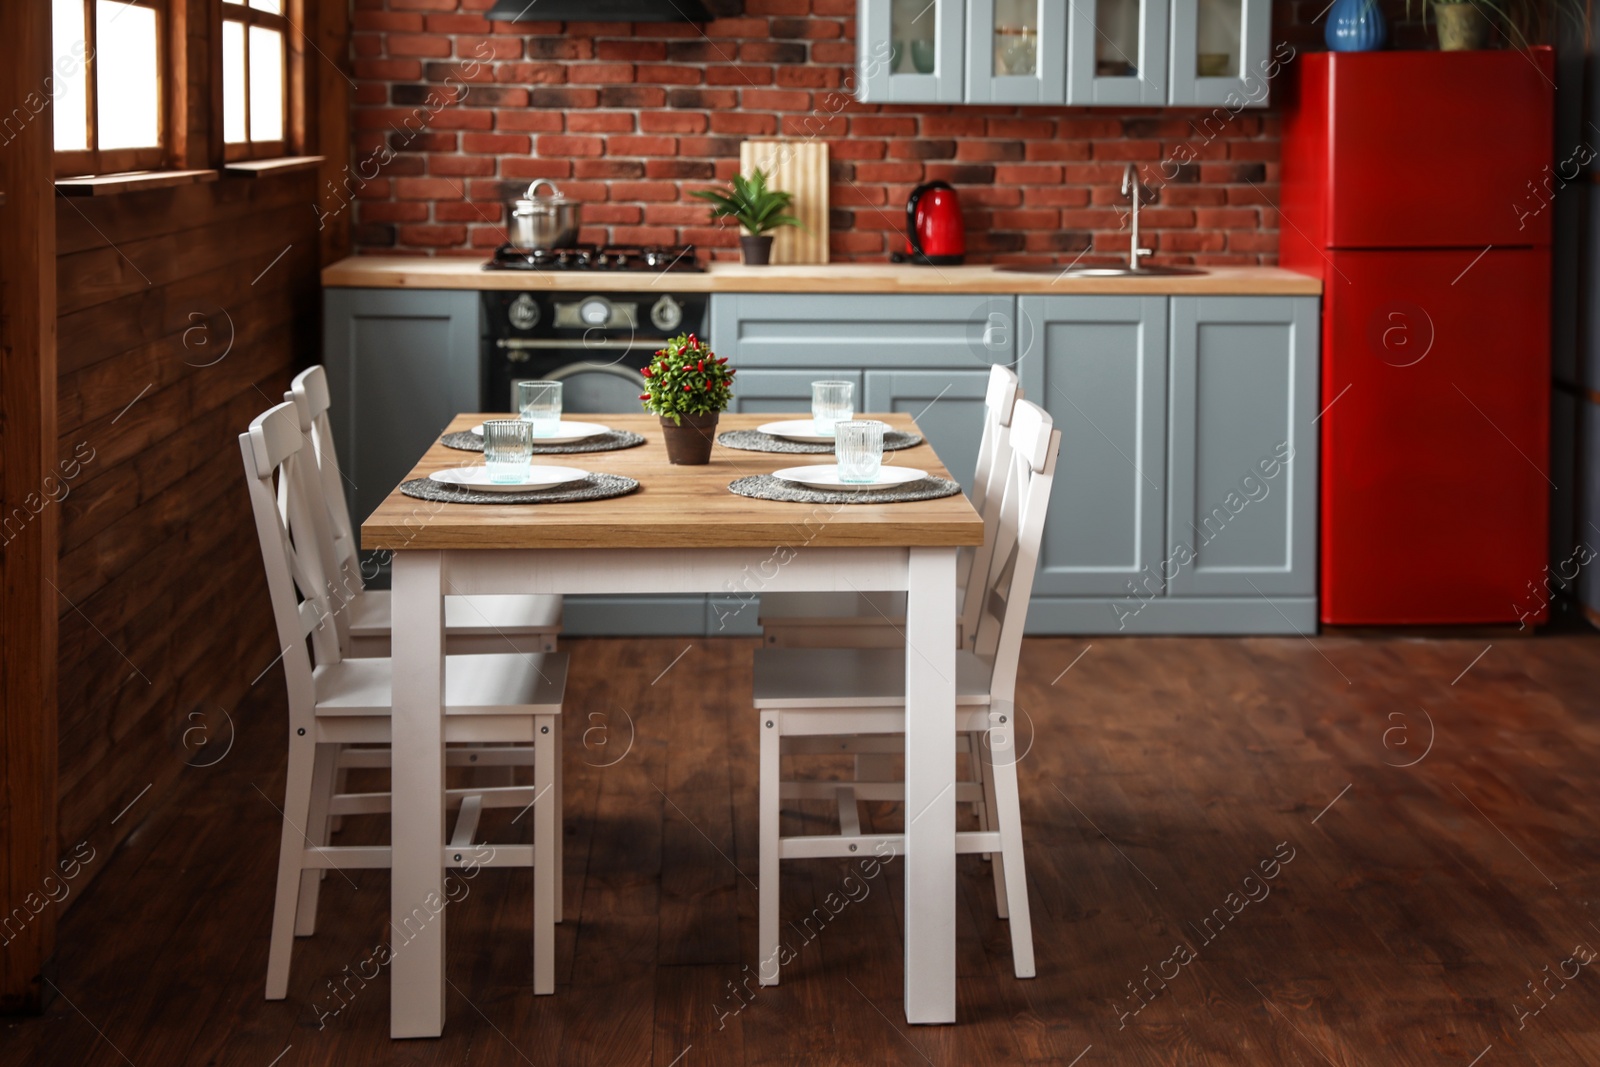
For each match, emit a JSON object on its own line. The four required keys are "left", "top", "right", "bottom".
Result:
{"left": 485, "top": 243, "right": 703, "bottom": 273}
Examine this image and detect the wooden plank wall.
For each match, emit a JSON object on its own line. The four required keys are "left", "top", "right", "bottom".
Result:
{"left": 53, "top": 174, "right": 321, "bottom": 879}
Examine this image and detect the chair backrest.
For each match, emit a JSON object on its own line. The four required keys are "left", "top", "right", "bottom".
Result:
{"left": 240, "top": 402, "right": 347, "bottom": 725}
{"left": 970, "top": 398, "right": 1061, "bottom": 703}
{"left": 286, "top": 366, "right": 362, "bottom": 592}
{"left": 958, "top": 364, "right": 1022, "bottom": 646}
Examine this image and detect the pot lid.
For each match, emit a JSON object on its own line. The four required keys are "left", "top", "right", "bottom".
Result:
{"left": 513, "top": 179, "right": 570, "bottom": 209}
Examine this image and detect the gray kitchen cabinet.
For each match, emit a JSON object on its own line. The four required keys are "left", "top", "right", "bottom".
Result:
{"left": 728, "top": 369, "right": 861, "bottom": 414}
{"left": 1067, "top": 0, "right": 1171, "bottom": 105}
{"left": 1019, "top": 296, "right": 1170, "bottom": 605}
{"left": 710, "top": 292, "right": 1016, "bottom": 368}
{"left": 323, "top": 288, "right": 480, "bottom": 533}
{"left": 864, "top": 369, "right": 997, "bottom": 492}
{"left": 857, "top": 0, "right": 966, "bottom": 104}
{"left": 1165, "top": 297, "right": 1317, "bottom": 605}
{"left": 965, "top": 0, "right": 1066, "bottom": 104}
{"left": 1167, "top": 0, "right": 1274, "bottom": 106}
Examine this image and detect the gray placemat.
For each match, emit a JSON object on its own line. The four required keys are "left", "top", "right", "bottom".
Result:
{"left": 439, "top": 429, "right": 646, "bottom": 454}
{"left": 728, "top": 473, "right": 962, "bottom": 505}
{"left": 399, "top": 472, "right": 639, "bottom": 505}
{"left": 715, "top": 429, "right": 923, "bottom": 455}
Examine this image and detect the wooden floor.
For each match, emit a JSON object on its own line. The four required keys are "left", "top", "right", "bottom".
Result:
{"left": 5, "top": 631, "right": 1600, "bottom": 1065}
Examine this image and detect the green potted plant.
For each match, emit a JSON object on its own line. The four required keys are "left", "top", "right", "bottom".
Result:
{"left": 1407, "top": 0, "right": 1583, "bottom": 50}
{"left": 690, "top": 168, "right": 802, "bottom": 266}
{"left": 639, "top": 332, "right": 735, "bottom": 465}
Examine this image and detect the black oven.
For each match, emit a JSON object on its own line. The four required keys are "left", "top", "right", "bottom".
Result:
{"left": 482, "top": 290, "right": 711, "bottom": 415}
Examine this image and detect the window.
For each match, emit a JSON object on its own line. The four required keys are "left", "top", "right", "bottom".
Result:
{"left": 223, "top": 0, "right": 288, "bottom": 161}
{"left": 53, "top": 0, "right": 168, "bottom": 176}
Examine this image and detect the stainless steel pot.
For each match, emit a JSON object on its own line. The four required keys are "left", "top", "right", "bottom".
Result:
{"left": 508, "top": 179, "right": 581, "bottom": 250}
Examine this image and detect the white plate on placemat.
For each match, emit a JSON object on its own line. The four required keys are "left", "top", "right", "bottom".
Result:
{"left": 757, "top": 419, "right": 836, "bottom": 445}
{"left": 429, "top": 466, "right": 589, "bottom": 493}
{"left": 469, "top": 420, "right": 611, "bottom": 445}
{"left": 772, "top": 464, "right": 927, "bottom": 492}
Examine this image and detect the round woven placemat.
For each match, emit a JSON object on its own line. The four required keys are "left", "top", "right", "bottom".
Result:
{"left": 439, "top": 429, "right": 646, "bottom": 454}
{"left": 727, "top": 473, "right": 962, "bottom": 506}
{"left": 399, "top": 472, "right": 639, "bottom": 506}
{"left": 715, "top": 428, "right": 923, "bottom": 455}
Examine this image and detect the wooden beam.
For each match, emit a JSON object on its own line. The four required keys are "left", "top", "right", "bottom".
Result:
{"left": 0, "top": 0, "right": 61, "bottom": 1015}
{"left": 310, "top": 0, "right": 351, "bottom": 265}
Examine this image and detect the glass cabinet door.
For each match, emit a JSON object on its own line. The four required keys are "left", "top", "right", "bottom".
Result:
{"left": 1066, "top": 0, "right": 1170, "bottom": 104}
{"left": 1168, "top": 0, "right": 1272, "bottom": 106}
{"left": 965, "top": 0, "right": 1065, "bottom": 103}
{"left": 856, "top": 0, "right": 965, "bottom": 104}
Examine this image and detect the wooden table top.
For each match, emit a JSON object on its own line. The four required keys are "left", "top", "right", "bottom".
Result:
{"left": 360, "top": 412, "right": 985, "bottom": 551}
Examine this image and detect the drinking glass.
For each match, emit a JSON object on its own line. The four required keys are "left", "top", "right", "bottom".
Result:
{"left": 516, "top": 380, "right": 563, "bottom": 438}
{"left": 482, "top": 419, "right": 534, "bottom": 484}
{"left": 811, "top": 380, "right": 855, "bottom": 436}
{"left": 835, "top": 420, "right": 886, "bottom": 484}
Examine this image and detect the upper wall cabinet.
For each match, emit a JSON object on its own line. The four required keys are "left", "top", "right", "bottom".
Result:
{"left": 857, "top": 0, "right": 1270, "bottom": 107}
{"left": 966, "top": 0, "right": 1066, "bottom": 104}
{"left": 1066, "top": 0, "right": 1170, "bottom": 105}
{"left": 1167, "top": 0, "right": 1273, "bottom": 105}
{"left": 857, "top": 0, "right": 966, "bottom": 104}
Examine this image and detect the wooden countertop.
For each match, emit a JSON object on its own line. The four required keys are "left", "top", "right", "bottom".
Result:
{"left": 323, "top": 256, "right": 1322, "bottom": 296}
{"left": 361, "top": 412, "right": 985, "bottom": 551}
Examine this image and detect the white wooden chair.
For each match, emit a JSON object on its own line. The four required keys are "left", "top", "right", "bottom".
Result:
{"left": 242, "top": 402, "right": 567, "bottom": 999}
{"left": 286, "top": 365, "right": 562, "bottom": 658}
{"left": 752, "top": 398, "right": 1060, "bottom": 985}
{"left": 756, "top": 364, "right": 1021, "bottom": 649}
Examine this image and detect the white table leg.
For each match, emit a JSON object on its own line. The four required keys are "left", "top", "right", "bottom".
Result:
{"left": 902, "top": 546, "right": 958, "bottom": 1024}
{"left": 390, "top": 550, "right": 447, "bottom": 1037}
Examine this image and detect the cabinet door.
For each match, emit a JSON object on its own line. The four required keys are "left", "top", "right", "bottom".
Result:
{"left": 729, "top": 369, "right": 861, "bottom": 415}
{"left": 711, "top": 293, "right": 1015, "bottom": 369}
{"left": 864, "top": 370, "right": 993, "bottom": 490}
{"left": 1166, "top": 297, "right": 1317, "bottom": 597}
{"left": 1020, "top": 295, "right": 1168, "bottom": 597}
{"left": 323, "top": 288, "right": 480, "bottom": 529}
{"left": 1066, "top": 0, "right": 1170, "bottom": 105}
{"left": 966, "top": 0, "right": 1066, "bottom": 104}
{"left": 1167, "top": 0, "right": 1272, "bottom": 106}
{"left": 857, "top": 0, "right": 965, "bottom": 104}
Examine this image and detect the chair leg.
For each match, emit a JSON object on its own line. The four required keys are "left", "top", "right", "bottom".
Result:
{"left": 329, "top": 750, "right": 348, "bottom": 835}
{"left": 533, "top": 715, "right": 557, "bottom": 995}
{"left": 965, "top": 732, "right": 995, "bottom": 861}
{"left": 977, "top": 730, "right": 1008, "bottom": 918}
{"left": 987, "top": 713, "right": 1035, "bottom": 978}
{"left": 266, "top": 732, "right": 318, "bottom": 999}
{"left": 758, "top": 710, "right": 782, "bottom": 986}
{"left": 295, "top": 744, "right": 339, "bottom": 936}
{"left": 553, "top": 713, "right": 564, "bottom": 923}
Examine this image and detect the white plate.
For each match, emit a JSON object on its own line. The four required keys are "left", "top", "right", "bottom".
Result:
{"left": 429, "top": 466, "right": 589, "bottom": 493}
{"left": 757, "top": 419, "right": 837, "bottom": 445}
{"left": 772, "top": 464, "right": 928, "bottom": 492}
{"left": 469, "top": 420, "right": 610, "bottom": 445}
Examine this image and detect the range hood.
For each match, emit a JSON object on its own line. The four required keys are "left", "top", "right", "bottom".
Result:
{"left": 486, "top": 0, "right": 720, "bottom": 20}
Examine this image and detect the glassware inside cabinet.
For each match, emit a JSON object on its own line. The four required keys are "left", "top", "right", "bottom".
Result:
{"left": 1195, "top": 0, "right": 1242, "bottom": 77}
{"left": 890, "top": 0, "right": 939, "bottom": 74}
{"left": 992, "top": 0, "right": 1038, "bottom": 77}
{"left": 1094, "top": 0, "right": 1141, "bottom": 77}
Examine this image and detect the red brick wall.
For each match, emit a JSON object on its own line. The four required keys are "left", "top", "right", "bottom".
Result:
{"left": 343, "top": 0, "right": 1344, "bottom": 264}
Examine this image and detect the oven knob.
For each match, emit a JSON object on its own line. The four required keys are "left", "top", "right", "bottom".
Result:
{"left": 650, "top": 295, "right": 683, "bottom": 332}
{"left": 508, "top": 294, "right": 540, "bottom": 331}
{"left": 579, "top": 298, "right": 611, "bottom": 328}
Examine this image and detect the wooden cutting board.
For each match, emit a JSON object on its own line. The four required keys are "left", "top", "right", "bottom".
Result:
{"left": 739, "top": 139, "right": 829, "bottom": 265}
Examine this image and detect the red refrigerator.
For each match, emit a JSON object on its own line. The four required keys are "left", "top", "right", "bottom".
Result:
{"left": 1281, "top": 49, "right": 1555, "bottom": 625}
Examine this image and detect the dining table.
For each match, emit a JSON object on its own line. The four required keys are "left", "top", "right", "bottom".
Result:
{"left": 359, "top": 410, "right": 985, "bottom": 1038}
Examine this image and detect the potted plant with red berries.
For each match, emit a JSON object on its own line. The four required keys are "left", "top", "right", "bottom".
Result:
{"left": 639, "top": 333, "right": 735, "bottom": 465}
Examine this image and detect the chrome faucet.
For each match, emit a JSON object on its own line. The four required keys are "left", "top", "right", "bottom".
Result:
{"left": 1122, "top": 164, "right": 1155, "bottom": 270}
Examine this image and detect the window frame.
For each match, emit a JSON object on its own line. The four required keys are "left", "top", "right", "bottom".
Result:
{"left": 54, "top": 0, "right": 170, "bottom": 179}
{"left": 221, "top": 0, "right": 290, "bottom": 163}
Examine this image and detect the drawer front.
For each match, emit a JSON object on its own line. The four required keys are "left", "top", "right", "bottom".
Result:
{"left": 711, "top": 293, "right": 1016, "bottom": 369}
{"left": 727, "top": 369, "right": 861, "bottom": 416}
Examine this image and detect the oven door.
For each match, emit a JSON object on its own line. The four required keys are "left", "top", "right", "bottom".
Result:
{"left": 487, "top": 338, "right": 652, "bottom": 415}
{"left": 512, "top": 361, "right": 648, "bottom": 415}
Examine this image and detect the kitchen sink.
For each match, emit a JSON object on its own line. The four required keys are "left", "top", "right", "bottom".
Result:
{"left": 995, "top": 264, "right": 1208, "bottom": 277}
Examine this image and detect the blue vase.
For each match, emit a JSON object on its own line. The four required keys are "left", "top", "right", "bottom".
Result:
{"left": 1325, "top": 0, "right": 1388, "bottom": 51}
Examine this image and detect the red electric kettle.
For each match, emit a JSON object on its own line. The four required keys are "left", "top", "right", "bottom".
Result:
{"left": 897, "top": 181, "right": 966, "bottom": 266}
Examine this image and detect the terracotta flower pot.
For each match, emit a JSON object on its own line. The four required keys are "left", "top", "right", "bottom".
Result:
{"left": 1434, "top": 2, "right": 1490, "bottom": 49}
{"left": 660, "top": 413, "right": 719, "bottom": 465}
{"left": 740, "top": 235, "right": 774, "bottom": 266}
